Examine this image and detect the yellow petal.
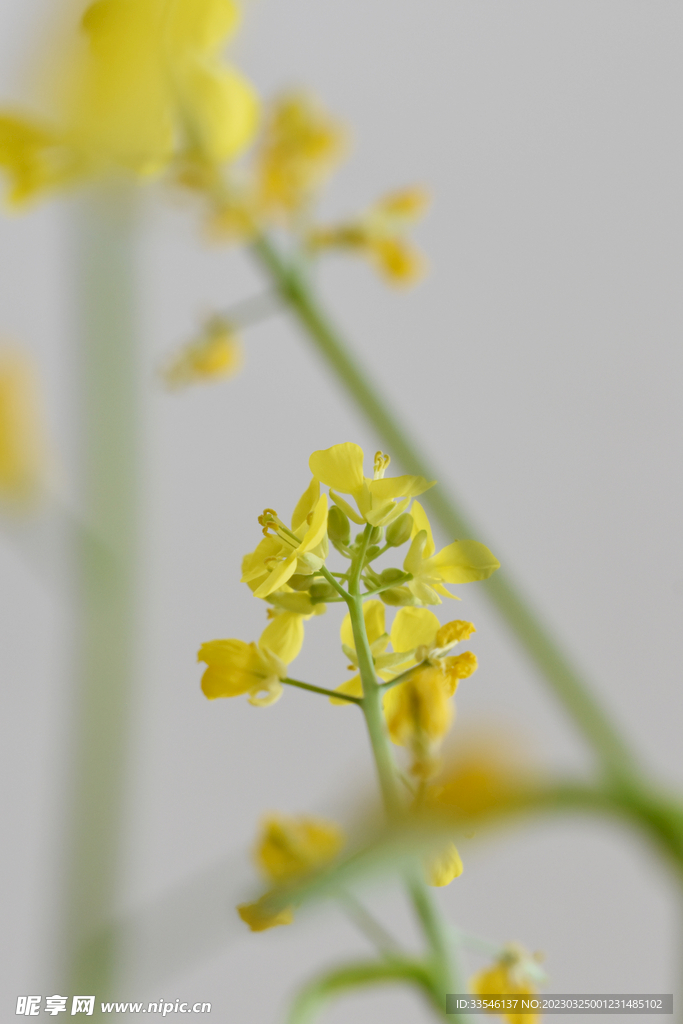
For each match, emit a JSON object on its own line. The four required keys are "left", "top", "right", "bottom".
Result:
{"left": 329, "top": 490, "right": 365, "bottom": 525}
{"left": 309, "top": 442, "right": 365, "bottom": 494}
{"left": 432, "top": 540, "right": 500, "bottom": 583}
{"left": 252, "top": 549, "right": 298, "bottom": 599}
{"left": 426, "top": 843, "right": 463, "bottom": 887}
{"left": 329, "top": 674, "right": 364, "bottom": 705}
{"left": 368, "top": 475, "right": 434, "bottom": 502}
{"left": 299, "top": 493, "right": 328, "bottom": 552}
{"left": 410, "top": 500, "right": 435, "bottom": 558}
{"left": 390, "top": 607, "right": 440, "bottom": 652}
{"left": 435, "top": 620, "right": 476, "bottom": 647}
{"left": 237, "top": 898, "right": 294, "bottom": 932}
{"left": 178, "top": 63, "right": 259, "bottom": 163}
{"left": 442, "top": 651, "right": 477, "bottom": 697}
{"left": 291, "top": 477, "right": 320, "bottom": 531}
{"left": 198, "top": 639, "right": 261, "bottom": 698}
{"left": 258, "top": 611, "right": 304, "bottom": 667}
{"left": 383, "top": 668, "right": 453, "bottom": 746}
{"left": 256, "top": 813, "right": 345, "bottom": 883}
{"left": 165, "top": 0, "right": 241, "bottom": 52}
{"left": 365, "top": 495, "right": 410, "bottom": 528}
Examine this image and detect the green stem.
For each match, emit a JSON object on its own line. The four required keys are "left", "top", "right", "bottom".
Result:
{"left": 343, "top": 526, "right": 466, "bottom": 1020}
{"left": 250, "top": 234, "right": 638, "bottom": 784}
{"left": 282, "top": 676, "right": 362, "bottom": 704}
{"left": 60, "top": 187, "right": 141, "bottom": 1006}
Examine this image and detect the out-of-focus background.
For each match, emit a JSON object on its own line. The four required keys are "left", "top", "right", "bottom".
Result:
{"left": 1, "top": 0, "right": 682, "bottom": 1020}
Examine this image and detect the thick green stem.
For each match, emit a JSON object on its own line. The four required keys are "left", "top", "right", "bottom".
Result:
{"left": 250, "top": 234, "right": 638, "bottom": 784}
{"left": 60, "top": 187, "right": 141, "bottom": 1005}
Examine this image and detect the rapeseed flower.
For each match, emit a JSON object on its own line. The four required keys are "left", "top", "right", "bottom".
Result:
{"left": 0, "top": 0, "right": 258, "bottom": 205}
{"left": 162, "top": 317, "right": 242, "bottom": 388}
{"left": 238, "top": 813, "right": 345, "bottom": 931}
{"left": 254, "top": 91, "right": 347, "bottom": 218}
{"left": 404, "top": 501, "right": 500, "bottom": 605}
{"left": 382, "top": 608, "right": 478, "bottom": 776}
{"left": 198, "top": 609, "right": 306, "bottom": 706}
{"left": 308, "top": 187, "right": 429, "bottom": 285}
{"left": 309, "top": 442, "right": 432, "bottom": 528}
{"left": 241, "top": 478, "right": 329, "bottom": 599}
{"left": 471, "top": 944, "right": 546, "bottom": 1024}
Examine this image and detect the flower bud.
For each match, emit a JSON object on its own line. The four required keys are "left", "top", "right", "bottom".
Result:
{"left": 380, "top": 586, "right": 415, "bottom": 606}
{"left": 367, "top": 525, "right": 383, "bottom": 545}
{"left": 309, "top": 582, "right": 338, "bottom": 603}
{"left": 364, "top": 544, "right": 381, "bottom": 562}
{"left": 379, "top": 567, "right": 407, "bottom": 585}
{"left": 327, "top": 504, "right": 351, "bottom": 546}
{"left": 287, "top": 574, "right": 315, "bottom": 591}
{"left": 386, "top": 513, "right": 413, "bottom": 547}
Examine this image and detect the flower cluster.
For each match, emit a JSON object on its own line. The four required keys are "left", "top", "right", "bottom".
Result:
{"left": 198, "top": 442, "right": 500, "bottom": 916}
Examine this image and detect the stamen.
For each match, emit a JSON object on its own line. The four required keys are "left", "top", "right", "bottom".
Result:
{"left": 373, "top": 451, "right": 391, "bottom": 479}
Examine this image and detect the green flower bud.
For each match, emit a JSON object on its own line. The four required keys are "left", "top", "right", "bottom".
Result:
{"left": 309, "top": 582, "right": 338, "bottom": 603}
{"left": 327, "top": 504, "right": 351, "bottom": 546}
{"left": 379, "top": 567, "right": 408, "bottom": 585}
{"left": 364, "top": 544, "right": 381, "bottom": 563}
{"left": 367, "top": 525, "right": 383, "bottom": 545}
{"left": 287, "top": 573, "right": 316, "bottom": 591}
{"left": 386, "top": 513, "right": 414, "bottom": 548}
{"left": 363, "top": 567, "right": 382, "bottom": 588}
{"left": 380, "top": 586, "right": 415, "bottom": 606}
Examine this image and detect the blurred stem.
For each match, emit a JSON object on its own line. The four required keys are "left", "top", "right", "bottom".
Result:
{"left": 61, "top": 186, "right": 141, "bottom": 1005}
{"left": 250, "top": 234, "right": 638, "bottom": 785}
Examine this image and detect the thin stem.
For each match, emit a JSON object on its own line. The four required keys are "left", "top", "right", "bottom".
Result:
{"left": 282, "top": 676, "right": 362, "bottom": 704}
{"left": 361, "top": 578, "right": 411, "bottom": 600}
{"left": 250, "top": 233, "right": 639, "bottom": 785}
{"left": 219, "top": 289, "right": 281, "bottom": 328}
{"left": 338, "top": 890, "right": 405, "bottom": 958}
{"left": 317, "top": 563, "right": 351, "bottom": 602}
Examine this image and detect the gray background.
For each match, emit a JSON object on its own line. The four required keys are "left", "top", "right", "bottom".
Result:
{"left": 1, "top": 0, "right": 682, "bottom": 1020}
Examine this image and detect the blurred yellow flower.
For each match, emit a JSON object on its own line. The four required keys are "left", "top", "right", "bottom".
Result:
{"left": 198, "top": 609, "right": 306, "bottom": 706}
{"left": 404, "top": 501, "right": 500, "bottom": 605}
{"left": 162, "top": 317, "right": 242, "bottom": 388}
{"left": 255, "top": 813, "right": 345, "bottom": 883}
{"left": 308, "top": 187, "right": 429, "bottom": 285}
{"left": 0, "top": 0, "right": 258, "bottom": 204}
{"left": 254, "top": 91, "right": 347, "bottom": 218}
{"left": 425, "top": 842, "right": 463, "bottom": 888}
{"left": 471, "top": 943, "right": 546, "bottom": 1024}
{"left": 237, "top": 812, "right": 345, "bottom": 932}
{"left": 0, "top": 348, "right": 48, "bottom": 507}
{"left": 241, "top": 479, "right": 329, "bottom": 599}
{"left": 309, "top": 443, "right": 433, "bottom": 528}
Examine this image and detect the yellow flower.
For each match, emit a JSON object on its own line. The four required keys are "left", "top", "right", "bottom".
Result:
{"left": 255, "top": 813, "right": 346, "bottom": 883}
{"left": 471, "top": 944, "right": 546, "bottom": 1024}
{"left": 241, "top": 478, "right": 329, "bottom": 599}
{"left": 237, "top": 898, "right": 293, "bottom": 932}
{"left": 425, "top": 842, "right": 463, "bottom": 887}
{"left": 162, "top": 317, "right": 242, "bottom": 388}
{"left": 0, "top": 0, "right": 258, "bottom": 204}
{"left": 309, "top": 443, "right": 433, "bottom": 528}
{"left": 254, "top": 91, "right": 347, "bottom": 217}
{"left": 382, "top": 607, "right": 478, "bottom": 774}
{"left": 308, "top": 187, "right": 429, "bottom": 285}
{"left": 0, "top": 348, "right": 48, "bottom": 507}
{"left": 237, "top": 812, "right": 345, "bottom": 932}
{"left": 198, "top": 609, "right": 306, "bottom": 706}
{"left": 403, "top": 501, "right": 500, "bottom": 605}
